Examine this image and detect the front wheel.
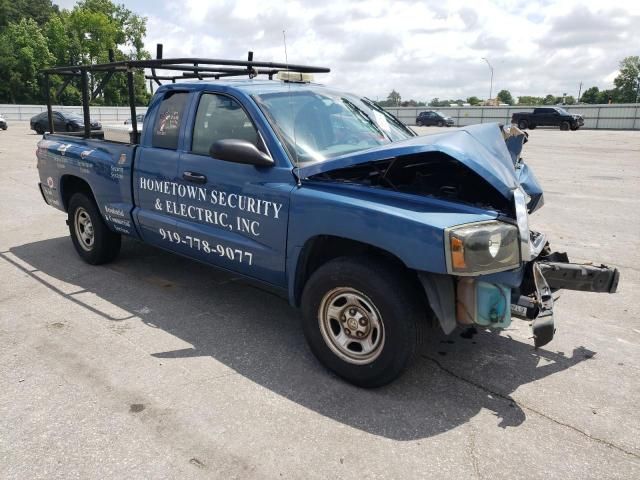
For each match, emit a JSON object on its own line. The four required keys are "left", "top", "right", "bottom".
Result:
{"left": 570, "top": 124, "right": 579, "bottom": 131}
{"left": 560, "top": 121, "right": 570, "bottom": 131}
{"left": 35, "top": 124, "right": 44, "bottom": 134}
{"left": 68, "top": 193, "right": 121, "bottom": 265}
{"left": 437, "top": 120, "right": 444, "bottom": 127}
{"left": 301, "top": 257, "right": 426, "bottom": 387}
{"left": 517, "top": 119, "right": 528, "bottom": 129}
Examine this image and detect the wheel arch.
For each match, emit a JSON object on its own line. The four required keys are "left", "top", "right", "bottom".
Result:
{"left": 290, "top": 234, "right": 427, "bottom": 309}
{"left": 59, "top": 175, "right": 96, "bottom": 212}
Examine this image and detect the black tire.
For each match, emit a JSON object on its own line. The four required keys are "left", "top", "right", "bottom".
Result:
{"left": 529, "top": 124, "right": 537, "bottom": 130}
{"left": 570, "top": 124, "right": 578, "bottom": 131}
{"left": 437, "top": 120, "right": 444, "bottom": 127}
{"left": 66, "top": 123, "right": 75, "bottom": 132}
{"left": 416, "top": 121, "right": 423, "bottom": 127}
{"left": 560, "top": 121, "right": 570, "bottom": 131}
{"left": 301, "top": 256, "right": 426, "bottom": 388}
{"left": 517, "top": 119, "right": 528, "bottom": 129}
{"left": 1, "top": 125, "right": 7, "bottom": 130}
{"left": 68, "top": 192, "right": 121, "bottom": 265}
{"left": 34, "top": 124, "right": 44, "bottom": 134}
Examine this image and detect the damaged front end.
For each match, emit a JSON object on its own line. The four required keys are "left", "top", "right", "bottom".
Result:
{"left": 298, "top": 123, "right": 619, "bottom": 348}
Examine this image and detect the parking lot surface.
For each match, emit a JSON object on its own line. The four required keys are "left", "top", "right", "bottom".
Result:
{"left": 1, "top": 122, "right": 639, "bottom": 479}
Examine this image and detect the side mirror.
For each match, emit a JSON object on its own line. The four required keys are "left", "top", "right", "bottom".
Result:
{"left": 209, "top": 139, "right": 274, "bottom": 167}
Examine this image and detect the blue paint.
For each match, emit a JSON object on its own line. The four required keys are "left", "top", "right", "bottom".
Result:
{"left": 36, "top": 79, "right": 545, "bottom": 316}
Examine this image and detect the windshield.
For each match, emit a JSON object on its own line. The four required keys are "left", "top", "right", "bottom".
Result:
{"left": 555, "top": 108, "right": 570, "bottom": 115}
{"left": 254, "top": 89, "right": 414, "bottom": 165}
{"left": 66, "top": 113, "right": 85, "bottom": 121}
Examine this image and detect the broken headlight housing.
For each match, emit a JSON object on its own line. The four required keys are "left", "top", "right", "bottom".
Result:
{"left": 445, "top": 221, "right": 521, "bottom": 275}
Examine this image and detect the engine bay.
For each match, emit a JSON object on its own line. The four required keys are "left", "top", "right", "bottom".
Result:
{"left": 310, "top": 151, "right": 513, "bottom": 214}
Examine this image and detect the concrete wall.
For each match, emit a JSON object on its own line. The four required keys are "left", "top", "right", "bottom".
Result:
{"left": 384, "top": 104, "right": 640, "bottom": 130}
{"left": 2, "top": 103, "right": 639, "bottom": 130}
{"left": 0, "top": 104, "right": 148, "bottom": 124}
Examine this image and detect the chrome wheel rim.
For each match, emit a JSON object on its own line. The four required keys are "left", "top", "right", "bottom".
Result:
{"left": 74, "top": 207, "right": 95, "bottom": 251}
{"left": 318, "top": 287, "right": 385, "bottom": 365}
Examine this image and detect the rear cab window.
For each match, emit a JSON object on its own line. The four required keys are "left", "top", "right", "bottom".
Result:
{"left": 152, "top": 92, "right": 189, "bottom": 150}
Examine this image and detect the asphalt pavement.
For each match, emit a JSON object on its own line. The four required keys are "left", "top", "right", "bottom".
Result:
{"left": 1, "top": 122, "right": 639, "bottom": 479}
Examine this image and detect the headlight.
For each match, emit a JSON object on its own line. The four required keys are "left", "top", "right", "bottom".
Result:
{"left": 445, "top": 221, "right": 520, "bottom": 275}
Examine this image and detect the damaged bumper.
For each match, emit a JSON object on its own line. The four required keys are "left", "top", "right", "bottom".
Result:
{"left": 510, "top": 251, "right": 619, "bottom": 347}
{"left": 419, "top": 250, "right": 619, "bottom": 349}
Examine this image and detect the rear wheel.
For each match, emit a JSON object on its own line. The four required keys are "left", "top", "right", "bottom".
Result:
{"left": 517, "top": 119, "right": 528, "bottom": 129}
{"left": 34, "top": 124, "right": 44, "bottom": 134}
{"left": 560, "top": 121, "right": 570, "bottom": 131}
{"left": 301, "top": 256, "right": 426, "bottom": 387}
{"left": 68, "top": 193, "right": 121, "bottom": 265}
{"left": 417, "top": 120, "right": 424, "bottom": 127}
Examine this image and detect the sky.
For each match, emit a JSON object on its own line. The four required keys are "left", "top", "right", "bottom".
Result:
{"left": 53, "top": 0, "right": 640, "bottom": 102}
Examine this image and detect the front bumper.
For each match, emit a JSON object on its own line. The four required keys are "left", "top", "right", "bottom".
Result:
{"left": 510, "top": 250, "right": 619, "bottom": 347}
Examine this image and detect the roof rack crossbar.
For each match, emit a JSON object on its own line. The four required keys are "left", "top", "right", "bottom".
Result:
{"left": 42, "top": 58, "right": 329, "bottom": 75}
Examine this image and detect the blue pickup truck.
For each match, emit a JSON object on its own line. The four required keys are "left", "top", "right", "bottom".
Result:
{"left": 36, "top": 57, "right": 618, "bottom": 387}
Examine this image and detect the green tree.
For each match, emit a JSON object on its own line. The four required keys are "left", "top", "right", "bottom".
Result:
{"left": 466, "top": 96, "right": 481, "bottom": 105}
{"left": 496, "top": 89, "right": 514, "bottom": 105}
{"left": 597, "top": 89, "right": 616, "bottom": 104}
{"left": 580, "top": 86, "right": 599, "bottom": 104}
{"left": 543, "top": 94, "right": 556, "bottom": 105}
{"left": 0, "top": 18, "right": 54, "bottom": 103}
{"left": 564, "top": 95, "right": 576, "bottom": 105}
{"left": 0, "top": 0, "right": 58, "bottom": 28}
{"left": 613, "top": 56, "right": 640, "bottom": 103}
{"left": 387, "top": 89, "right": 401, "bottom": 106}
{"left": 517, "top": 96, "right": 543, "bottom": 105}
{"left": 0, "top": 0, "right": 151, "bottom": 105}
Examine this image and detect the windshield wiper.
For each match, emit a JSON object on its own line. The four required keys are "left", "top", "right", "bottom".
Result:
{"left": 341, "top": 98, "right": 390, "bottom": 141}
{"left": 362, "top": 97, "right": 416, "bottom": 137}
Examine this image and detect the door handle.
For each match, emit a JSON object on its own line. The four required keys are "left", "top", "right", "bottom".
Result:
{"left": 182, "top": 171, "right": 207, "bottom": 184}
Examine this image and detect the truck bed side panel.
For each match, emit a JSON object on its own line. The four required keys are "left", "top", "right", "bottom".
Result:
{"left": 36, "top": 135, "right": 141, "bottom": 239}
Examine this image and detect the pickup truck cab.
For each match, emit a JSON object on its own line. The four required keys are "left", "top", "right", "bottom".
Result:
{"left": 511, "top": 107, "right": 584, "bottom": 131}
{"left": 36, "top": 59, "right": 618, "bottom": 387}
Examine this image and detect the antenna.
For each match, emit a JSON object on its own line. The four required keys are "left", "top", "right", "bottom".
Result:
{"left": 283, "top": 29, "right": 300, "bottom": 178}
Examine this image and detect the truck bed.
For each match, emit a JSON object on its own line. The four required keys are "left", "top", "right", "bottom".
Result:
{"left": 37, "top": 134, "right": 141, "bottom": 239}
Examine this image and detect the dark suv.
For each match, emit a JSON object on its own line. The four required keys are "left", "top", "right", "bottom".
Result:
{"left": 416, "top": 110, "right": 454, "bottom": 127}
{"left": 511, "top": 107, "right": 584, "bottom": 131}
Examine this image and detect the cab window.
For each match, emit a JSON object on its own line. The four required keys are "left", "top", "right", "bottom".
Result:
{"left": 191, "top": 93, "right": 259, "bottom": 155}
{"left": 152, "top": 92, "right": 188, "bottom": 150}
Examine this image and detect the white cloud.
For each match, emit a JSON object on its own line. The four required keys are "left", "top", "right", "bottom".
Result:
{"left": 55, "top": 0, "right": 640, "bottom": 101}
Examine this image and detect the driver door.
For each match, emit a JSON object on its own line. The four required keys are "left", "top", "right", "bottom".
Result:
{"left": 173, "top": 92, "right": 293, "bottom": 287}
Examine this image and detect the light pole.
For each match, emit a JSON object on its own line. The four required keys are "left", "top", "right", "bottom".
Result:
{"left": 636, "top": 76, "right": 640, "bottom": 104}
{"left": 482, "top": 57, "right": 494, "bottom": 103}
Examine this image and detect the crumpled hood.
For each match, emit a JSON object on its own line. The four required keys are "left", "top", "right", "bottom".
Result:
{"left": 297, "top": 123, "right": 520, "bottom": 199}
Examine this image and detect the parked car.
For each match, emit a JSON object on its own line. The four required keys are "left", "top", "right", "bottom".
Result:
{"left": 30, "top": 111, "right": 101, "bottom": 135}
{"left": 416, "top": 111, "right": 454, "bottom": 127}
{"left": 36, "top": 58, "right": 619, "bottom": 387}
{"left": 124, "top": 113, "right": 145, "bottom": 125}
{"left": 0, "top": 114, "right": 7, "bottom": 130}
{"left": 511, "top": 107, "right": 584, "bottom": 131}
